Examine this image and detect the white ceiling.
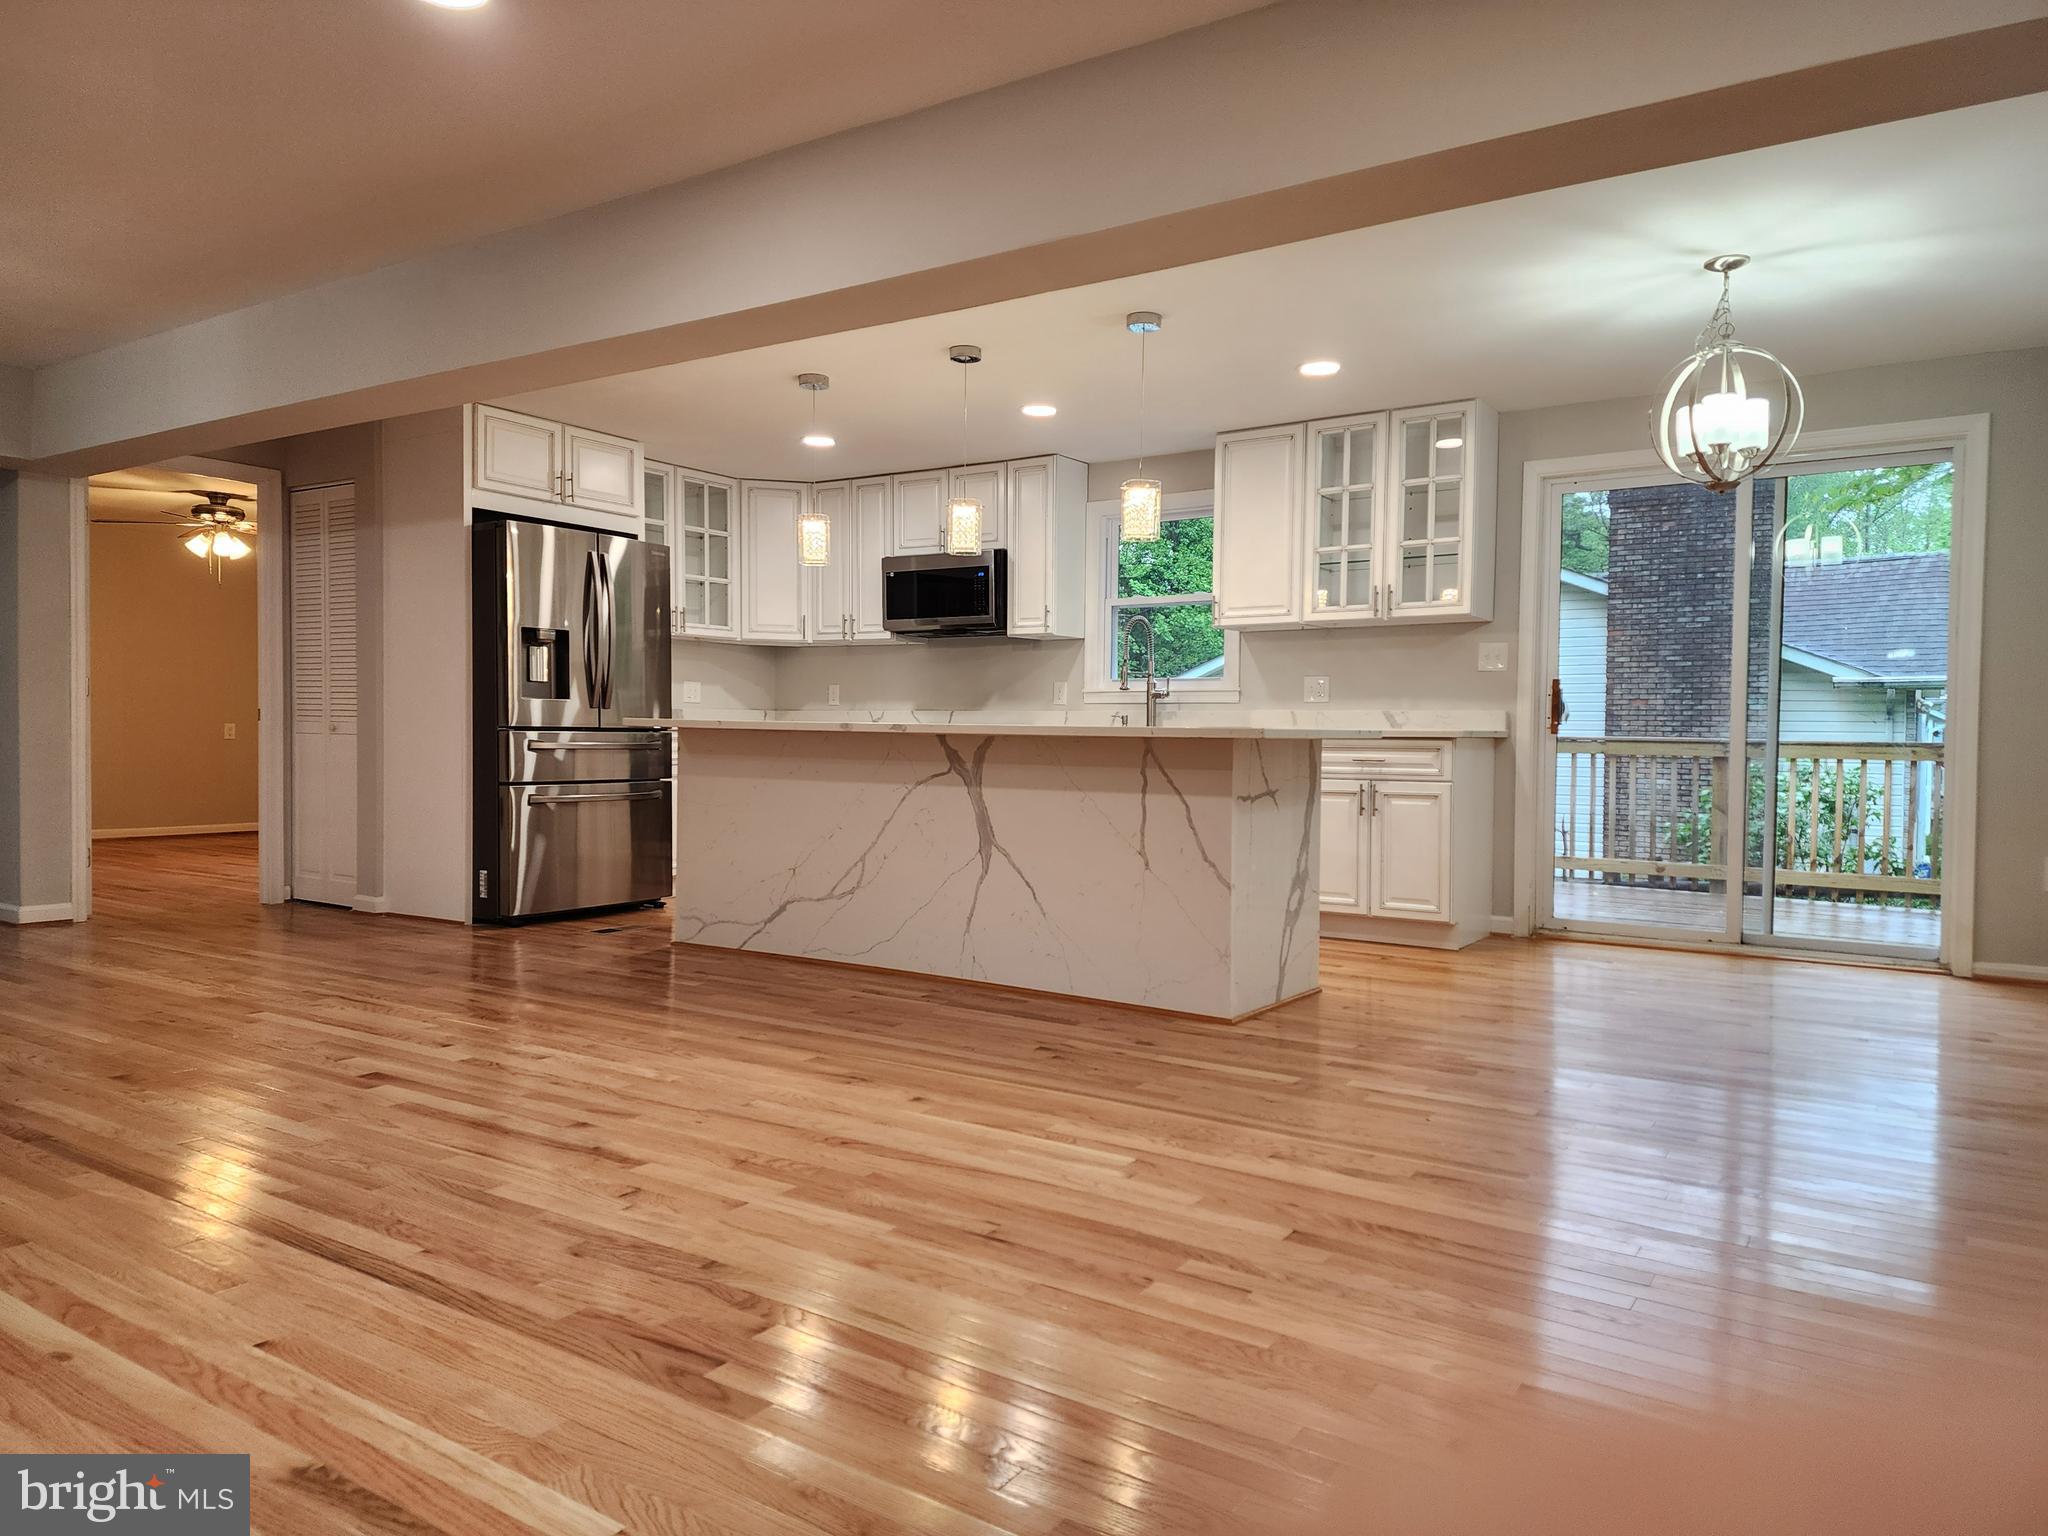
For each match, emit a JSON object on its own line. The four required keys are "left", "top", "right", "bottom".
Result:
{"left": 0, "top": 0, "right": 1264, "bottom": 368}
{"left": 87, "top": 468, "right": 257, "bottom": 525}
{"left": 501, "top": 95, "right": 2048, "bottom": 482}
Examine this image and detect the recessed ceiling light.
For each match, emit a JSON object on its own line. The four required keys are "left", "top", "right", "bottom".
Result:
{"left": 421, "top": 0, "right": 489, "bottom": 8}
{"left": 1434, "top": 435, "right": 1464, "bottom": 450}
{"left": 800, "top": 433, "right": 835, "bottom": 449}
{"left": 1299, "top": 360, "right": 1341, "bottom": 378}
{"left": 1021, "top": 403, "right": 1057, "bottom": 418}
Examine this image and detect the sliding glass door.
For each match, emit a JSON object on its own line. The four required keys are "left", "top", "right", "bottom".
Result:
{"left": 1541, "top": 453, "right": 1951, "bottom": 960}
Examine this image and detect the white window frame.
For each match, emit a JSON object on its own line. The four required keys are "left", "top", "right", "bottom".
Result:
{"left": 1083, "top": 492, "right": 1240, "bottom": 704}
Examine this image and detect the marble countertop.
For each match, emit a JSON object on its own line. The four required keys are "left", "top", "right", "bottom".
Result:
{"left": 626, "top": 708, "right": 1507, "bottom": 740}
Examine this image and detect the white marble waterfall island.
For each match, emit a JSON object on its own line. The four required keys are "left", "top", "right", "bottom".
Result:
{"left": 641, "top": 720, "right": 1325, "bottom": 1020}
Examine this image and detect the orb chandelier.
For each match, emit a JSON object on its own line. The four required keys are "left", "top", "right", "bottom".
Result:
{"left": 1120, "top": 311, "right": 1163, "bottom": 543}
{"left": 1651, "top": 254, "right": 1803, "bottom": 493}
{"left": 944, "top": 344, "right": 984, "bottom": 556}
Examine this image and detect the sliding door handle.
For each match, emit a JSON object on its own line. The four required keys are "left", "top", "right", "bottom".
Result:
{"left": 1549, "top": 678, "right": 1568, "bottom": 735}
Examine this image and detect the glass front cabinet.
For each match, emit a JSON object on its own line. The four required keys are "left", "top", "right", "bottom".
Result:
{"left": 652, "top": 464, "right": 738, "bottom": 638}
{"left": 1294, "top": 399, "right": 1496, "bottom": 627}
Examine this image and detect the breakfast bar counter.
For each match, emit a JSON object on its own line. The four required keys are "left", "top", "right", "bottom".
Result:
{"left": 635, "top": 718, "right": 1331, "bottom": 1019}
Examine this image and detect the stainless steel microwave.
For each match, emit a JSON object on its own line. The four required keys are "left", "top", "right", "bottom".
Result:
{"left": 881, "top": 550, "right": 1008, "bottom": 636}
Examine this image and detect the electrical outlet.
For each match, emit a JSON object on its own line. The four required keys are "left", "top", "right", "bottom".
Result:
{"left": 680, "top": 680, "right": 703, "bottom": 704}
{"left": 1303, "top": 676, "right": 1330, "bottom": 704}
{"left": 222, "top": 722, "right": 237, "bottom": 740}
{"left": 1477, "top": 641, "right": 1510, "bottom": 672}
{"left": 1054, "top": 682, "right": 1069, "bottom": 706}
{"left": 827, "top": 683, "right": 841, "bottom": 706}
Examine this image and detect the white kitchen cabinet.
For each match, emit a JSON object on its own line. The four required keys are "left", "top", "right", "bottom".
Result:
{"left": 1317, "top": 781, "right": 1365, "bottom": 910}
{"left": 466, "top": 404, "right": 646, "bottom": 536}
{"left": 848, "top": 478, "right": 893, "bottom": 642}
{"left": 1213, "top": 423, "right": 1304, "bottom": 627}
{"left": 1005, "top": 454, "right": 1088, "bottom": 638}
{"left": 1386, "top": 401, "right": 1495, "bottom": 622}
{"left": 1366, "top": 780, "right": 1451, "bottom": 919}
{"left": 891, "top": 468, "right": 951, "bottom": 554}
{"left": 1214, "top": 401, "right": 1495, "bottom": 629}
{"left": 668, "top": 467, "right": 737, "bottom": 638}
{"left": 473, "top": 405, "right": 560, "bottom": 501}
{"left": 563, "top": 425, "right": 642, "bottom": 518}
{"left": 738, "top": 481, "right": 809, "bottom": 643}
{"left": 1304, "top": 412, "right": 1389, "bottom": 622}
{"left": 1320, "top": 738, "right": 1496, "bottom": 949}
{"left": 948, "top": 462, "right": 1008, "bottom": 550}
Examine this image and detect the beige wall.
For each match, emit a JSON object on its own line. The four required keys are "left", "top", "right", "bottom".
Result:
{"left": 89, "top": 523, "right": 258, "bottom": 832}
{"left": 772, "top": 347, "right": 2048, "bottom": 970}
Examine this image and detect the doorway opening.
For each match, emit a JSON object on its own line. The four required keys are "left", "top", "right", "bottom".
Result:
{"left": 73, "top": 456, "right": 290, "bottom": 919}
{"left": 1527, "top": 423, "right": 1979, "bottom": 968}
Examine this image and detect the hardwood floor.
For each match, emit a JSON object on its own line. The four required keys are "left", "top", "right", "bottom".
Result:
{"left": 2, "top": 834, "right": 2044, "bottom": 1533}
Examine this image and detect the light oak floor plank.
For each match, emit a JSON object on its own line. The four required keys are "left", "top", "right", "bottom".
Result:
{"left": 1, "top": 834, "right": 2043, "bottom": 1533}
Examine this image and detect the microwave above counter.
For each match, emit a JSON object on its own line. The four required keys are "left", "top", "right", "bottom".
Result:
{"left": 882, "top": 550, "right": 1010, "bottom": 636}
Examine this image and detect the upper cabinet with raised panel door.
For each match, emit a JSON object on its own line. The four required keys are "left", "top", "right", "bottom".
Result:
{"left": 738, "top": 481, "right": 809, "bottom": 644}
{"left": 890, "top": 468, "right": 950, "bottom": 555}
{"left": 1214, "top": 400, "right": 1495, "bottom": 629}
{"left": 801, "top": 480, "right": 895, "bottom": 645}
{"left": 1005, "top": 455, "right": 1088, "bottom": 639}
{"left": 467, "top": 404, "right": 645, "bottom": 537}
{"left": 1213, "top": 423, "right": 1304, "bottom": 628}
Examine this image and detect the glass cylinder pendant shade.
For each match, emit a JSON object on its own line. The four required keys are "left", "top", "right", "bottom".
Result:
{"left": 944, "top": 496, "right": 983, "bottom": 556}
{"left": 796, "top": 507, "right": 830, "bottom": 567}
{"left": 1120, "top": 478, "right": 1163, "bottom": 543}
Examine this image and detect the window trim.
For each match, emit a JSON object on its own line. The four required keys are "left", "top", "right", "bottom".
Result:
{"left": 1083, "top": 492, "right": 1240, "bottom": 704}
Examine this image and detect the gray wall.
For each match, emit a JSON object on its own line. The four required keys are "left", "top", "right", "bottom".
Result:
{"left": 0, "top": 471, "right": 78, "bottom": 918}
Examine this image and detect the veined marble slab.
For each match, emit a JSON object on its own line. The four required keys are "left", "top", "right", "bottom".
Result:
{"left": 633, "top": 707, "right": 1507, "bottom": 739}
{"left": 670, "top": 728, "right": 1320, "bottom": 1019}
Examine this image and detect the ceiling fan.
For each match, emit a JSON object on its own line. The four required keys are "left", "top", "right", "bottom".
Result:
{"left": 160, "top": 490, "right": 258, "bottom": 580}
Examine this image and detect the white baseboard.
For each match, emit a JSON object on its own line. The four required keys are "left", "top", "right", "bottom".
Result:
{"left": 1974, "top": 961, "right": 2048, "bottom": 985}
{"left": 350, "top": 893, "right": 391, "bottom": 914}
{"left": 92, "top": 822, "right": 258, "bottom": 840}
{"left": 1489, "top": 914, "right": 1517, "bottom": 935}
{"left": 0, "top": 901, "right": 77, "bottom": 925}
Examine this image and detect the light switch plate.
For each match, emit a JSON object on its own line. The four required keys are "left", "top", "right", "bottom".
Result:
{"left": 1053, "top": 682, "right": 1069, "bottom": 706}
{"left": 222, "top": 722, "right": 237, "bottom": 740}
{"left": 827, "top": 684, "right": 841, "bottom": 705}
{"left": 680, "top": 680, "right": 703, "bottom": 704}
{"left": 1304, "top": 676, "right": 1330, "bottom": 703}
{"left": 1477, "top": 641, "right": 1510, "bottom": 672}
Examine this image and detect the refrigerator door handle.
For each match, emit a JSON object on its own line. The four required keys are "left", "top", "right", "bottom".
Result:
{"left": 527, "top": 785, "right": 666, "bottom": 804}
{"left": 599, "top": 550, "right": 617, "bottom": 710}
{"left": 582, "top": 550, "right": 602, "bottom": 705}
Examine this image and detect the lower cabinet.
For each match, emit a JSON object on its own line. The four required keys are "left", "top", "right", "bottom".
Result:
{"left": 1317, "top": 778, "right": 1450, "bottom": 920}
{"left": 1319, "top": 739, "right": 1495, "bottom": 949}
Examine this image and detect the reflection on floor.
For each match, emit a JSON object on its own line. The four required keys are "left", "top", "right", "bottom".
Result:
{"left": 0, "top": 834, "right": 2041, "bottom": 1533}
{"left": 1552, "top": 876, "right": 1941, "bottom": 949}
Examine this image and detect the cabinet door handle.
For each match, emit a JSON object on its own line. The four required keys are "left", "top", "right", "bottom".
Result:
{"left": 800, "top": 614, "right": 807, "bottom": 641}
{"left": 1367, "top": 782, "right": 1378, "bottom": 818}
{"left": 563, "top": 473, "right": 574, "bottom": 501}
{"left": 1357, "top": 785, "right": 1368, "bottom": 817}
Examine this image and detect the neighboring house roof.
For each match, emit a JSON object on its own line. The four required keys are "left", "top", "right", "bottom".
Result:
{"left": 1782, "top": 552, "right": 1948, "bottom": 685}
{"left": 1558, "top": 553, "right": 1948, "bottom": 687}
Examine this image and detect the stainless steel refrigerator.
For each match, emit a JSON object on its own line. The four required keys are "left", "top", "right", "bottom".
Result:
{"left": 472, "top": 518, "right": 672, "bottom": 921}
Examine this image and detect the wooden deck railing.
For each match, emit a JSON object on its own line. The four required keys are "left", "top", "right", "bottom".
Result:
{"left": 1555, "top": 737, "right": 1944, "bottom": 903}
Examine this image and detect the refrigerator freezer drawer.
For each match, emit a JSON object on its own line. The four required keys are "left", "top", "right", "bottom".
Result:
{"left": 496, "top": 780, "right": 673, "bottom": 918}
{"left": 500, "top": 728, "right": 672, "bottom": 785}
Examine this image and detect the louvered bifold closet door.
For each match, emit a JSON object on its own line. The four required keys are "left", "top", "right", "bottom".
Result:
{"left": 289, "top": 484, "right": 360, "bottom": 906}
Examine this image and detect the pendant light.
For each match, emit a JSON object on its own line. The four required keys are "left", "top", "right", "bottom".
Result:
{"left": 944, "top": 344, "right": 984, "bottom": 556}
{"left": 1651, "top": 255, "right": 1804, "bottom": 493}
{"left": 1120, "top": 311, "right": 1162, "bottom": 543}
{"left": 794, "top": 373, "right": 832, "bottom": 566}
